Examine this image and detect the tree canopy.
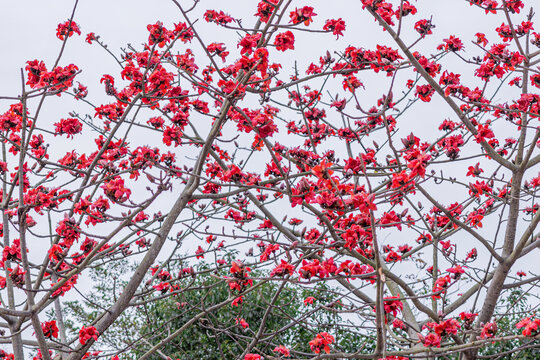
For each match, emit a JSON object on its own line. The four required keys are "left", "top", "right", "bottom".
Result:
{"left": 0, "top": 0, "right": 539, "bottom": 359}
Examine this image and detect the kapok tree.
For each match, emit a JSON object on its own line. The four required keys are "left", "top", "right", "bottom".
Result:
{"left": 0, "top": 0, "right": 539, "bottom": 359}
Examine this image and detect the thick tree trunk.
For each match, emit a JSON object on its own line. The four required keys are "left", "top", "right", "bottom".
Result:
{"left": 10, "top": 324, "right": 25, "bottom": 360}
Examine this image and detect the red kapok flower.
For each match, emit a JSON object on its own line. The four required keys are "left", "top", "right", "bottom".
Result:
{"left": 289, "top": 6, "right": 317, "bottom": 26}
{"left": 516, "top": 317, "right": 540, "bottom": 337}
{"left": 274, "top": 31, "right": 295, "bottom": 51}
{"left": 56, "top": 20, "right": 81, "bottom": 40}
{"left": 41, "top": 321, "right": 59, "bottom": 339}
{"left": 480, "top": 322, "right": 497, "bottom": 339}
{"left": 54, "top": 118, "right": 83, "bottom": 138}
{"left": 324, "top": 18, "right": 346, "bottom": 38}
{"left": 79, "top": 325, "right": 99, "bottom": 345}
{"left": 244, "top": 354, "right": 262, "bottom": 360}
{"left": 273, "top": 345, "right": 290, "bottom": 357}
{"left": 309, "top": 332, "right": 335, "bottom": 354}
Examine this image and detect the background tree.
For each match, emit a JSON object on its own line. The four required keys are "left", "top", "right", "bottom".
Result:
{"left": 64, "top": 260, "right": 539, "bottom": 359}
{"left": 0, "top": 0, "right": 538, "bottom": 360}
{"left": 63, "top": 257, "right": 368, "bottom": 359}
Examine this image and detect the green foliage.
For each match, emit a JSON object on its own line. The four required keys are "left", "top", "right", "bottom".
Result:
{"left": 64, "top": 259, "right": 367, "bottom": 359}
{"left": 64, "top": 260, "right": 538, "bottom": 359}
{"left": 478, "top": 289, "right": 539, "bottom": 359}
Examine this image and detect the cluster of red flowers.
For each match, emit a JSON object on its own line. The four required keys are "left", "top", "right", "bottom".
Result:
{"left": 289, "top": 6, "right": 316, "bottom": 26}
{"left": 79, "top": 326, "right": 99, "bottom": 345}
{"left": 101, "top": 177, "right": 131, "bottom": 203}
{"left": 26, "top": 60, "right": 79, "bottom": 93}
{"left": 56, "top": 20, "right": 81, "bottom": 40}
{"left": 40, "top": 321, "right": 59, "bottom": 339}
{"left": 227, "top": 260, "right": 253, "bottom": 295}
{"left": 516, "top": 317, "right": 540, "bottom": 337}
{"left": 54, "top": 117, "right": 83, "bottom": 138}
{"left": 309, "top": 332, "right": 335, "bottom": 354}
